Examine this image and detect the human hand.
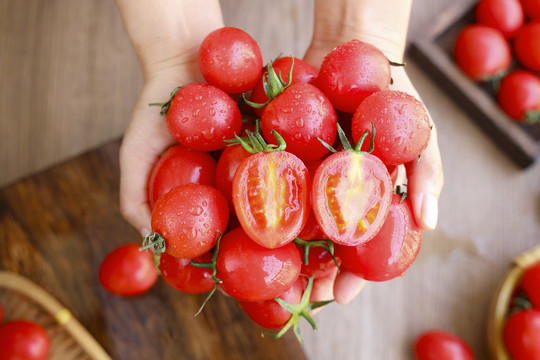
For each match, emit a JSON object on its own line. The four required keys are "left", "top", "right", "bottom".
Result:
{"left": 303, "top": 0, "right": 444, "bottom": 306}
{"left": 115, "top": 0, "right": 224, "bottom": 235}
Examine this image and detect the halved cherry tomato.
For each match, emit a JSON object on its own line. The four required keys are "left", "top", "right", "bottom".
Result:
{"left": 522, "top": 259, "right": 540, "bottom": 307}
{"left": 414, "top": 330, "right": 474, "bottom": 360}
{"left": 0, "top": 320, "right": 50, "bottom": 360}
{"left": 150, "top": 183, "right": 229, "bottom": 259}
{"left": 317, "top": 39, "right": 391, "bottom": 113}
{"left": 454, "top": 24, "right": 512, "bottom": 81}
{"left": 336, "top": 193, "right": 422, "bottom": 281}
{"left": 312, "top": 150, "right": 392, "bottom": 246}
{"left": 99, "top": 243, "right": 158, "bottom": 296}
{"left": 166, "top": 83, "right": 242, "bottom": 151}
{"left": 503, "top": 309, "right": 540, "bottom": 360}
{"left": 352, "top": 90, "right": 431, "bottom": 166}
{"left": 232, "top": 151, "right": 310, "bottom": 249}
{"left": 239, "top": 277, "right": 307, "bottom": 329}
{"left": 216, "top": 227, "right": 301, "bottom": 302}
{"left": 159, "top": 251, "right": 215, "bottom": 294}
{"left": 147, "top": 145, "right": 217, "bottom": 209}
{"left": 198, "top": 27, "right": 263, "bottom": 95}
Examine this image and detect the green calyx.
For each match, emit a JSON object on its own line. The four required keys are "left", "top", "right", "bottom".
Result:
{"left": 189, "top": 230, "right": 223, "bottom": 317}
{"left": 265, "top": 274, "right": 334, "bottom": 344}
{"left": 293, "top": 237, "right": 339, "bottom": 269}
{"left": 140, "top": 232, "right": 167, "bottom": 254}
{"left": 523, "top": 109, "right": 540, "bottom": 125}
{"left": 224, "top": 120, "right": 287, "bottom": 153}
{"left": 317, "top": 122, "right": 376, "bottom": 154}
{"left": 149, "top": 86, "right": 181, "bottom": 116}
{"left": 243, "top": 57, "right": 295, "bottom": 109}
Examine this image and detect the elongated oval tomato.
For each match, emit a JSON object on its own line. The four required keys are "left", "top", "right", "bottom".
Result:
{"left": 335, "top": 193, "right": 422, "bottom": 281}
{"left": 216, "top": 227, "right": 301, "bottom": 302}
{"left": 312, "top": 151, "right": 392, "bottom": 246}
{"left": 99, "top": 243, "right": 158, "bottom": 296}
{"left": 261, "top": 83, "right": 337, "bottom": 162}
{"left": 151, "top": 183, "right": 229, "bottom": 259}
{"left": 317, "top": 39, "right": 391, "bottom": 113}
{"left": 232, "top": 151, "right": 310, "bottom": 249}
{"left": 147, "top": 145, "right": 217, "bottom": 209}
{"left": 351, "top": 90, "right": 431, "bottom": 166}
{"left": 158, "top": 252, "right": 215, "bottom": 294}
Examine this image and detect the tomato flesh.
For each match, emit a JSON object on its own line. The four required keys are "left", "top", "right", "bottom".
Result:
{"left": 312, "top": 151, "right": 392, "bottom": 246}
{"left": 232, "top": 151, "right": 310, "bottom": 248}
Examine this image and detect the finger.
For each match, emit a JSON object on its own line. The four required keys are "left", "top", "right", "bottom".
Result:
{"left": 405, "top": 123, "right": 444, "bottom": 230}
{"left": 119, "top": 84, "right": 176, "bottom": 236}
{"left": 309, "top": 267, "right": 338, "bottom": 316}
{"left": 333, "top": 270, "right": 367, "bottom": 305}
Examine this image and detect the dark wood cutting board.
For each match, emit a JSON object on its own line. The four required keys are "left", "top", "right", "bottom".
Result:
{"left": 0, "top": 139, "right": 307, "bottom": 360}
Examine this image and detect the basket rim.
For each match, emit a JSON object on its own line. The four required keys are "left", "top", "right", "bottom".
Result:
{"left": 0, "top": 270, "right": 112, "bottom": 360}
{"left": 486, "top": 245, "right": 540, "bottom": 360}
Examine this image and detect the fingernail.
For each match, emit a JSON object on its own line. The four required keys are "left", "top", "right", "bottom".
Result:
{"left": 421, "top": 194, "right": 438, "bottom": 230}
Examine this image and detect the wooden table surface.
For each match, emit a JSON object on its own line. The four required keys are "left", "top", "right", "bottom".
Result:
{"left": 2, "top": 0, "right": 540, "bottom": 359}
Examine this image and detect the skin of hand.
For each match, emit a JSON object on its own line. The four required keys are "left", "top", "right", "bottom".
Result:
{"left": 304, "top": 0, "right": 444, "bottom": 306}
{"left": 115, "top": 0, "right": 224, "bottom": 236}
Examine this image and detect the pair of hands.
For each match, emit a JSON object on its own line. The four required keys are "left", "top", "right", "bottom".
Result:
{"left": 116, "top": 0, "right": 443, "bottom": 306}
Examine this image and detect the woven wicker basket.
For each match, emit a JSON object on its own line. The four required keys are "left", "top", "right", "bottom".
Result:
{"left": 0, "top": 270, "right": 112, "bottom": 360}
{"left": 487, "top": 244, "right": 540, "bottom": 360}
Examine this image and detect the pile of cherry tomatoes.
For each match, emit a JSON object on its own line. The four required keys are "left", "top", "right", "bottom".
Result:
{"left": 101, "top": 26, "right": 432, "bottom": 341}
{"left": 453, "top": 0, "right": 540, "bottom": 124}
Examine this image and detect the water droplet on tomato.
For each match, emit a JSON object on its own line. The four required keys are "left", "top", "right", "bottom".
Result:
{"left": 193, "top": 108, "right": 200, "bottom": 117}
{"left": 209, "top": 108, "right": 216, "bottom": 116}
{"left": 190, "top": 205, "right": 204, "bottom": 216}
{"left": 181, "top": 117, "right": 189, "bottom": 124}
{"left": 295, "top": 117, "right": 304, "bottom": 127}
{"left": 195, "top": 94, "right": 203, "bottom": 101}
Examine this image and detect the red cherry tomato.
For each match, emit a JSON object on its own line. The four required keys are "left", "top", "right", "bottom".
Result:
{"left": 0, "top": 320, "right": 50, "bottom": 360}
{"left": 311, "top": 150, "right": 392, "bottom": 246}
{"left": 496, "top": 70, "right": 540, "bottom": 122}
{"left": 239, "top": 277, "right": 307, "bottom": 329}
{"left": 513, "top": 20, "right": 540, "bottom": 72}
{"left": 232, "top": 151, "right": 310, "bottom": 249}
{"left": 0, "top": 302, "right": 3, "bottom": 324}
{"left": 250, "top": 57, "right": 318, "bottom": 116}
{"left": 215, "top": 144, "right": 252, "bottom": 213}
{"left": 299, "top": 245, "right": 340, "bottom": 280}
{"left": 166, "top": 83, "right": 242, "bottom": 151}
{"left": 147, "top": 145, "right": 217, "bottom": 209}
{"left": 351, "top": 90, "right": 431, "bottom": 166}
{"left": 261, "top": 83, "right": 337, "bottom": 162}
{"left": 475, "top": 0, "right": 525, "bottom": 38}
{"left": 336, "top": 193, "right": 422, "bottom": 281}
{"left": 99, "top": 243, "right": 158, "bottom": 296}
{"left": 454, "top": 24, "right": 512, "bottom": 81}
{"left": 522, "top": 259, "right": 540, "bottom": 307}
{"left": 414, "top": 330, "right": 474, "bottom": 360}
{"left": 151, "top": 183, "right": 229, "bottom": 259}
{"left": 198, "top": 27, "right": 263, "bottom": 95}
{"left": 158, "top": 251, "right": 215, "bottom": 294}
{"left": 298, "top": 210, "right": 327, "bottom": 241}
{"left": 317, "top": 39, "right": 391, "bottom": 113}
{"left": 521, "top": 0, "right": 540, "bottom": 20}
{"left": 216, "top": 227, "right": 301, "bottom": 302}
{"left": 503, "top": 309, "right": 540, "bottom": 360}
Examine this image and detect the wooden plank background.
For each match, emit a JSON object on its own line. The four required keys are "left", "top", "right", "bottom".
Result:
{"left": 3, "top": 0, "right": 540, "bottom": 359}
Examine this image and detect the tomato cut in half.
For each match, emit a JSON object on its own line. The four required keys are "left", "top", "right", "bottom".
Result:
{"left": 311, "top": 150, "right": 392, "bottom": 246}
{"left": 216, "top": 227, "right": 301, "bottom": 302}
{"left": 232, "top": 151, "right": 310, "bottom": 249}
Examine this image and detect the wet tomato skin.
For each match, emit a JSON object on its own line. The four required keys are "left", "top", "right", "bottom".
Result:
{"left": 232, "top": 151, "right": 310, "bottom": 249}
{"left": 216, "top": 227, "right": 301, "bottom": 302}
{"left": 158, "top": 251, "right": 215, "bottom": 294}
{"left": 311, "top": 151, "right": 392, "bottom": 246}
{"left": 151, "top": 183, "right": 229, "bottom": 259}
{"left": 336, "top": 193, "right": 422, "bottom": 281}
{"left": 166, "top": 83, "right": 242, "bottom": 152}
{"left": 147, "top": 145, "right": 217, "bottom": 209}
{"left": 352, "top": 90, "right": 431, "bottom": 166}
{"left": 215, "top": 144, "right": 252, "bottom": 213}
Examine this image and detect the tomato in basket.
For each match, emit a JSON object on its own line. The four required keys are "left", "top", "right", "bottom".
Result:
{"left": 0, "top": 320, "right": 50, "bottom": 360}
